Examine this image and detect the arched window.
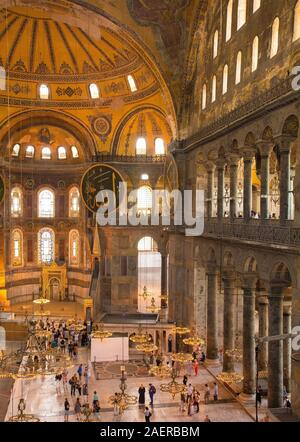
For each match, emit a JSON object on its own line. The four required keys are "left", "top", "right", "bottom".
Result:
{"left": 71, "top": 145, "right": 79, "bottom": 158}
{"left": 39, "top": 228, "right": 54, "bottom": 264}
{"left": 58, "top": 146, "right": 67, "bottom": 159}
{"left": 41, "top": 147, "right": 51, "bottom": 159}
{"left": 136, "top": 137, "right": 147, "bottom": 155}
{"left": 26, "top": 145, "right": 35, "bottom": 158}
{"left": 89, "top": 83, "right": 99, "bottom": 99}
{"left": 270, "top": 17, "right": 280, "bottom": 58}
{"left": 252, "top": 36, "right": 259, "bottom": 72}
{"left": 141, "top": 173, "right": 149, "bottom": 181}
{"left": 38, "top": 189, "right": 55, "bottom": 218}
{"left": 212, "top": 75, "right": 217, "bottom": 102}
{"left": 236, "top": 51, "right": 242, "bottom": 84}
{"left": 253, "top": 0, "right": 260, "bottom": 13}
{"left": 222, "top": 64, "right": 228, "bottom": 94}
{"left": 294, "top": 0, "right": 300, "bottom": 41}
{"left": 11, "top": 187, "right": 22, "bottom": 217}
{"left": 12, "top": 144, "right": 20, "bottom": 157}
{"left": 137, "top": 186, "right": 152, "bottom": 215}
{"left": 202, "top": 84, "right": 207, "bottom": 110}
{"left": 39, "top": 84, "right": 49, "bottom": 99}
{"left": 155, "top": 138, "right": 165, "bottom": 155}
{"left": 69, "top": 187, "right": 80, "bottom": 217}
{"left": 237, "top": 0, "right": 247, "bottom": 30}
{"left": 213, "top": 30, "right": 219, "bottom": 58}
{"left": 127, "top": 75, "right": 138, "bottom": 92}
{"left": 12, "top": 229, "right": 22, "bottom": 266}
{"left": 0, "top": 66, "right": 6, "bottom": 91}
{"left": 226, "top": 0, "right": 233, "bottom": 41}
{"left": 137, "top": 236, "right": 161, "bottom": 313}
{"left": 69, "top": 230, "right": 80, "bottom": 265}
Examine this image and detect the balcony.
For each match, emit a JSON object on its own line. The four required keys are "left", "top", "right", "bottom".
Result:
{"left": 92, "top": 154, "right": 166, "bottom": 164}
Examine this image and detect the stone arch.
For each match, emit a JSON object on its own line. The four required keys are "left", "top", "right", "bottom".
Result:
{"left": 244, "top": 256, "right": 258, "bottom": 273}
{"left": 223, "top": 250, "right": 234, "bottom": 267}
{"left": 244, "top": 132, "right": 256, "bottom": 147}
{"left": 262, "top": 126, "right": 274, "bottom": 142}
{"left": 282, "top": 115, "right": 299, "bottom": 139}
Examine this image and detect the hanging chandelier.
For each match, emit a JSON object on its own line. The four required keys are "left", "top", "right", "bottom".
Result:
{"left": 139, "top": 286, "right": 151, "bottom": 301}
{"left": 173, "top": 325, "right": 191, "bottom": 336}
{"left": 91, "top": 323, "right": 112, "bottom": 341}
{"left": 108, "top": 369, "right": 137, "bottom": 413}
{"left": 225, "top": 334, "right": 243, "bottom": 362}
{"left": 216, "top": 372, "right": 244, "bottom": 384}
{"left": 66, "top": 319, "right": 86, "bottom": 332}
{"left": 159, "top": 294, "right": 168, "bottom": 302}
{"left": 32, "top": 297, "right": 51, "bottom": 317}
{"left": 149, "top": 363, "right": 172, "bottom": 378}
{"left": 129, "top": 326, "right": 151, "bottom": 344}
{"left": 171, "top": 352, "right": 193, "bottom": 364}
{"left": 160, "top": 368, "right": 186, "bottom": 399}
{"left": 8, "top": 399, "right": 40, "bottom": 422}
{"left": 183, "top": 329, "right": 206, "bottom": 347}
{"left": 146, "top": 297, "right": 161, "bottom": 314}
{"left": 136, "top": 342, "right": 158, "bottom": 353}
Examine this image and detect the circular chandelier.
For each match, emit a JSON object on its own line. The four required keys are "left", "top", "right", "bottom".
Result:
{"left": 66, "top": 319, "right": 86, "bottom": 332}
{"left": 109, "top": 369, "right": 137, "bottom": 413}
{"left": 159, "top": 294, "right": 168, "bottom": 302}
{"left": 216, "top": 372, "right": 244, "bottom": 384}
{"left": 149, "top": 364, "right": 172, "bottom": 378}
{"left": 171, "top": 352, "right": 193, "bottom": 364}
{"left": 146, "top": 297, "right": 161, "bottom": 314}
{"left": 160, "top": 369, "right": 186, "bottom": 399}
{"left": 8, "top": 399, "right": 40, "bottom": 422}
{"left": 34, "top": 329, "right": 52, "bottom": 339}
{"left": 173, "top": 325, "right": 191, "bottom": 336}
{"left": 129, "top": 327, "right": 151, "bottom": 344}
{"left": 33, "top": 298, "right": 50, "bottom": 306}
{"left": 183, "top": 329, "right": 206, "bottom": 347}
{"left": 225, "top": 334, "right": 243, "bottom": 362}
{"left": 91, "top": 323, "right": 112, "bottom": 341}
{"left": 139, "top": 286, "right": 151, "bottom": 301}
{"left": 136, "top": 342, "right": 158, "bottom": 353}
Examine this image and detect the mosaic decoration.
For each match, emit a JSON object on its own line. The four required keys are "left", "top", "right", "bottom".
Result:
{"left": 88, "top": 115, "right": 112, "bottom": 143}
{"left": 9, "top": 83, "right": 31, "bottom": 95}
{"left": 56, "top": 86, "right": 83, "bottom": 97}
{"left": 80, "top": 164, "right": 123, "bottom": 213}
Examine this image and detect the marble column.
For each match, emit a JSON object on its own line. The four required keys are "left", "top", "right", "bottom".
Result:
{"left": 206, "top": 163, "right": 215, "bottom": 219}
{"left": 243, "top": 150, "right": 254, "bottom": 220}
{"left": 283, "top": 304, "right": 292, "bottom": 394}
{"left": 222, "top": 272, "right": 236, "bottom": 373}
{"left": 229, "top": 158, "right": 239, "bottom": 220}
{"left": 277, "top": 136, "right": 292, "bottom": 223}
{"left": 258, "top": 295, "right": 269, "bottom": 371}
{"left": 268, "top": 282, "right": 284, "bottom": 409}
{"left": 217, "top": 160, "right": 225, "bottom": 221}
{"left": 206, "top": 266, "right": 219, "bottom": 365}
{"left": 241, "top": 275, "right": 257, "bottom": 398}
{"left": 161, "top": 254, "right": 168, "bottom": 310}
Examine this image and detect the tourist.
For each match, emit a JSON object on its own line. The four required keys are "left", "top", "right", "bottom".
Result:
{"left": 83, "top": 383, "right": 88, "bottom": 400}
{"left": 77, "top": 363, "right": 83, "bottom": 380}
{"left": 204, "top": 384, "right": 210, "bottom": 404}
{"left": 187, "top": 383, "right": 193, "bottom": 401}
{"left": 183, "top": 374, "right": 188, "bottom": 386}
{"left": 213, "top": 382, "right": 219, "bottom": 401}
{"left": 93, "top": 391, "right": 99, "bottom": 406}
{"left": 74, "top": 398, "right": 82, "bottom": 421}
{"left": 93, "top": 400, "right": 101, "bottom": 420}
{"left": 62, "top": 369, "right": 68, "bottom": 391}
{"left": 187, "top": 396, "right": 193, "bottom": 416}
{"left": 138, "top": 384, "right": 146, "bottom": 408}
{"left": 112, "top": 393, "right": 119, "bottom": 416}
{"left": 69, "top": 375, "right": 76, "bottom": 396}
{"left": 180, "top": 391, "right": 186, "bottom": 412}
{"left": 193, "top": 392, "right": 200, "bottom": 413}
{"left": 193, "top": 359, "right": 199, "bottom": 376}
{"left": 55, "top": 373, "right": 62, "bottom": 395}
{"left": 76, "top": 378, "right": 82, "bottom": 396}
{"left": 60, "top": 337, "right": 66, "bottom": 353}
{"left": 204, "top": 415, "right": 211, "bottom": 422}
{"left": 68, "top": 342, "right": 73, "bottom": 358}
{"left": 149, "top": 384, "right": 156, "bottom": 406}
{"left": 144, "top": 407, "right": 152, "bottom": 423}
{"left": 187, "top": 360, "right": 193, "bottom": 377}
{"left": 64, "top": 398, "right": 70, "bottom": 422}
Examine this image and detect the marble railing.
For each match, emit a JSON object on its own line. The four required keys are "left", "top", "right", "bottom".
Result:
{"left": 203, "top": 218, "right": 300, "bottom": 246}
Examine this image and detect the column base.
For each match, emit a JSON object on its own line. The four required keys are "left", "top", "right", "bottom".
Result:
{"left": 239, "top": 393, "right": 256, "bottom": 404}
{"left": 205, "top": 358, "right": 221, "bottom": 368}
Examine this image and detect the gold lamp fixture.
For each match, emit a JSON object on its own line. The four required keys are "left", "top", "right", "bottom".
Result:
{"left": 139, "top": 286, "right": 151, "bottom": 301}
{"left": 146, "top": 297, "right": 161, "bottom": 314}
{"left": 136, "top": 342, "right": 158, "bottom": 353}
{"left": 129, "top": 326, "right": 151, "bottom": 344}
{"left": 66, "top": 318, "right": 86, "bottom": 332}
{"left": 225, "top": 334, "right": 243, "bottom": 362}
{"left": 149, "top": 363, "right": 172, "bottom": 378}
{"left": 108, "top": 368, "right": 137, "bottom": 414}
{"left": 91, "top": 323, "right": 112, "bottom": 341}
{"left": 173, "top": 325, "right": 191, "bottom": 336}
{"left": 216, "top": 372, "right": 244, "bottom": 384}
{"left": 183, "top": 329, "right": 206, "bottom": 347}
{"left": 160, "top": 368, "right": 186, "bottom": 399}
{"left": 32, "top": 296, "right": 51, "bottom": 317}
{"left": 171, "top": 352, "right": 194, "bottom": 364}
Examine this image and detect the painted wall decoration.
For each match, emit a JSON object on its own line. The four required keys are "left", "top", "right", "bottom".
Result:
{"left": 88, "top": 115, "right": 112, "bottom": 143}
{"left": 81, "top": 164, "right": 123, "bottom": 213}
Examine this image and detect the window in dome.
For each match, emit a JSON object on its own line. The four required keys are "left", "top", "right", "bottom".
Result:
{"left": 58, "top": 146, "right": 67, "bottom": 159}
{"left": 38, "top": 189, "right": 55, "bottom": 218}
{"left": 11, "top": 187, "right": 22, "bottom": 217}
{"left": 89, "top": 83, "right": 100, "bottom": 99}
{"left": 213, "top": 30, "right": 219, "bottom": 58}
{"left": 236, "top": 51, "right": 242, "bottom": 84}
{"left": 253, "top": 0, "right": 261, "bottom": 13}
{"left": 39, "top": 84, "right": 49, "bottom": 100}
{"left": 226, "top": 0, "right": 233, "bottom": 41}
{"left": 71, "top": 146, "right": 79, "bottom": 158}
{"left": 141, "top": 174, "right": 149, "bottom": 181}
{"left": 222, "top": 64, "right": 228, "bottom": 95}
{"left": 0, "top": 66, "right": 6, "bottom": 91}
{"left": 202, "top": 84, "right": 207, "bottom": 110}
{"left": 69, "top": 230, "right": 80, "bottom": 265}
{"left": 136, "top": 137, "right": 147, "bottom": 155}
{"left": 155, "top": 138, "right": 165, "bottom": 155}
{"left": 137, "top": 186, "right": 152, "bottom": 215}
{"left": 69, "top": 187, "right": 80, "bottom": 217}
{"left": 270, "top": 17, "right": 280, "bottom": 58}
{"left": 127, "top": 75, "right": 138, "bottom": 92}
{"left": 294, "top": 1, "right": 300, "bottom": 41}
{"left": 25, "top": 145, "right": 35, "bottom": 158}
{"left": 42, "top": 147, "right": 51, "bottom": 160}
{"left": 252, "top": 36, "right": 259, "bottom": 72}
{"left": 237, "top": 0, "right": 247, "bottom": 30}
{"left": 12, "top": 229, "right": 22, "bottom": 266}
{"left": 212, "top": 75, "right": 217, "bottom": 102}
{"left": 12, "top": 144, "right": 20, "bottom": 157}
{"left": 39, "top": 228, "right": 54, "bottom": 264}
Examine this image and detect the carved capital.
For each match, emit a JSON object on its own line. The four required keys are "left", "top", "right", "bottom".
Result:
{"left": 256, "top": 140, "right": 274, "bottom": 157}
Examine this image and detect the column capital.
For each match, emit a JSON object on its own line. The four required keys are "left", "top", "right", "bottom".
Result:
{"left": 241, "top": 273, "right": 258, "bottom": 290}
{"left": 216, "top": 158, "right": 226, "bottom": 170}
{"left": 269, "top": 280, "right": 287, "bottom": 298}
{"left": 206, "top": 263, "right": 218, "bottom": 275}
{"left": 274, "top": 135, "right": 295, "bottom": 153}
{"left": 256, "top": 140, "right": 274, "bottom": 157}
{"left": 227, "top": 153, "right": 240, "bottom": 166}
{"left": 205, "top": 161, "right": 215, "bottom": 173}
{"left": 242, "top": 148, "right": 256, "bottom": 161}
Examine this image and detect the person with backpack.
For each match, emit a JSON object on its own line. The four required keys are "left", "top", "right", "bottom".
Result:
{"left": 149, "top": 384, "right": 156, "bottom": 406}
{"left": 144, "top": 407, "right": 152, "bottom": 423}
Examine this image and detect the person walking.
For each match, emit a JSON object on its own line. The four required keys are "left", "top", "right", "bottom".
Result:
{"left": 193, "top": 360, "right": 199, "bottom": 376}
{"left": 187, "top": 383, "right": 193, "bottom": 401}
{"left": 213, "top": 382, "right": 219, "bottom": 401}
{"left": 77, "top": 364, "right": 83, "bottom": 380}
{"left": 74, "top": 398, "right": 81, "bottom": 421}
{"left": 138, "top": 384, "right": 146, "bottom": 408}
{"left": 204, "top": 384, "right": 210, "bottom": 404}
{"left": 144, "top": 407, "right": 152, "bottom": 423}
{"left": 93, "top": 391, "right": 99, "bottom": 406}
{"left": 70, "top": 375, "right": 76, "bottom": 397}
{"left": 183, "top": 374, "right": 188, "bottom": 386}
{"left": 76, "top": 378, "right": 82, "bottom": 396}
{"left": 83, "top": 383, "right": 88, "bottom": 400}
{"left": 64, "top": 398, "right": 70, "bottom": 422}
{"left": 149, "top": 384, "right": 156, "bottom": 406}
{"left": 55, "top": 373, "right": 62, "bottom": 395}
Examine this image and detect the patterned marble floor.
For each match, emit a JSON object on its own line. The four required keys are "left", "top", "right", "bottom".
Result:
{"left": 4, "top": 348, "right": 255, "bottom": 423}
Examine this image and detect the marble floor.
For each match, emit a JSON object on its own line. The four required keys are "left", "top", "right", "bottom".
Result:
{"left": 4, "top": 348, "right": 256, "bottom": 423}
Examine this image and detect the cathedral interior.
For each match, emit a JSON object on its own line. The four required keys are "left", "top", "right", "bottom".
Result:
{"left": 0, "top": 0, "right": 300, "bottom": 424}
